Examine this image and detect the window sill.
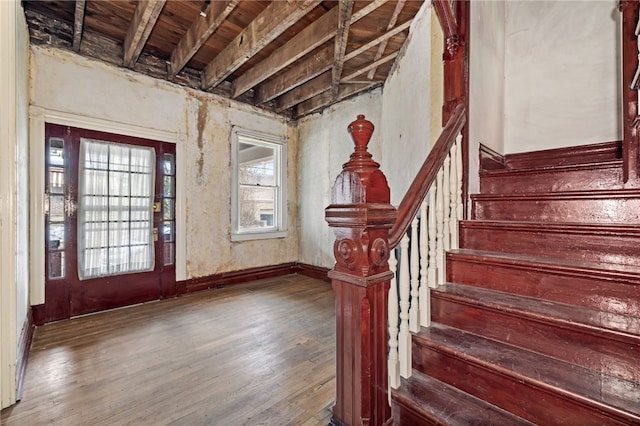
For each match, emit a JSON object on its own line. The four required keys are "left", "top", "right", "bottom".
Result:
{"left": 231, "top": 230, "right": 288, "bottom": 242}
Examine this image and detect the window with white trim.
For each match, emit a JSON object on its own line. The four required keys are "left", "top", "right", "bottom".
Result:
{"left": 231, "top": 128, "right": 287, "bottom": 241}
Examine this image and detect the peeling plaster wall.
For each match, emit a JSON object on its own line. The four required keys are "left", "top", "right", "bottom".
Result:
{"left": 30, "top": 46, "right": 298, "bottom": 280}
{"left": 297, "top": 89, "right": 383, "bottom": 268}
{"left": 381, "top": 1, "right": 433, "bottom": 207}
{"left": 504, "top": 0, "right": 620, "bottom": 153}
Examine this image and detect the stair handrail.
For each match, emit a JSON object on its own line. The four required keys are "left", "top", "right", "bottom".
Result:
{"left": 388, "top": 103, "right": 466, "bottom": 249}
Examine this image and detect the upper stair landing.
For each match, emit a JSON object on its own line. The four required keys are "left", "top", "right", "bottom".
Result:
{"left": 479, "top": 141, "right": 625, "bottom": 194}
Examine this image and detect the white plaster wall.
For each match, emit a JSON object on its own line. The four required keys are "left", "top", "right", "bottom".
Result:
{"left": 15, "top": 0, "right": 30, "bottom": 351}
{"left": 504, "top": 0, "right": 620, "bottom": 153}
{"left": 469, "top": 1, "right": 506, "bottom": 197}
{"left": 381, "top": 1, "right": 433, "bottom": 206}
{"left": 30, "top": 46, "right": 298, "bottom": 280}
{"left": 297, "top": 89, "right": 382, "bottom": 268}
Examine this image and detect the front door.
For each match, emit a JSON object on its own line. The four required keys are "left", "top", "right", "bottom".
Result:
{"left": 43, "top": 124, "right": 176, "bottom": 322}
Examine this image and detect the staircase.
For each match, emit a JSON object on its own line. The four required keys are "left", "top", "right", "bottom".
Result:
{"left": 390, "top": 142, "right": 640, "bottom": 425}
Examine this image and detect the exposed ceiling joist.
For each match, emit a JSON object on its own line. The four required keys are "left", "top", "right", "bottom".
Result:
{"left": 367, "top": 0, "right": 406, "bottom": 79}
{"left": 331, "top": 0, "right": 355, "bottom": 101}
{"left": 343, "top": 51, "right": 399, "bottom": 81}
{"left": 232, "top": 0, "right": 390, "bottom": 99}
{"left": 295, "top": 82, "right": 380, "bottom": 117}
{"left": 255, "top": 44, "right": 334, "bottom": 104}
{"left": 260, "top": 19, "right": 411, "bottom": 107}
{"left": 231, "top": 5, "right": 339, "bottom": 99}
{"left": 275, "top": 71, "right": 332, "bottom": 111}
{"left": 72, "top": 0, "right": 85, "bottom": 52}
{"left": 201, "top": 0, "right": 323, "bottom": 90}
{"left": 168, "top": 0, "right": 240, "bottom": 79}
{"left": 123, "top": 0, "right": 166, "bottom": 68}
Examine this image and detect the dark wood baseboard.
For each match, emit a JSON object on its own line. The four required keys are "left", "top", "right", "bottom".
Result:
{"left": 295, "top": 263, "right": 331, "bottom": 282}
{"left": 182, "top": 263, "right": 299, "bottom": 293}
{"left": 479, "top": 143, "right": 506, "bottom": 172}
{"left": 16, "top": 308, "right": 35, "bottom": 401}
{"left": 32, "top": 303, "right": 45, "bottom": 326}
{"left": 504, "top": 141, "right": 622, "bottom": 169}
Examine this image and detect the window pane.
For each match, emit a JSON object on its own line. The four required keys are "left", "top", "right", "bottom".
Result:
{"left": 78, "top": 139, "right": 155, "bottom": 280}
{"left": 163, "top": 242, "right": 175, "bottom": 266}
{"left": 163, "top": 154, "right": 175, "bottom": 175}
{"left": 163, "top": 176, "right": 175, "bottom": 197}
{"left": 48, "top": 252, "right": 64, "bottom": 278}
{"left": 49, "top": 138, "right": 64, "bottom": 166}
{"left": 49, "top": 223, "right": 65, "bottom": 250}
{"left": 49, "top": 169, "right": 64, "bottom": 194}
{"left": 163, "top": 198, "right": 174, "bottom": 220}
{"left": 162, "top": 221, "right": 174, "bottom": 242}
{"left": 49, "top": 195, "right": 65, "bottom": 222}
{"left": 239, "top": 186, "right": 275, "bottom": 230}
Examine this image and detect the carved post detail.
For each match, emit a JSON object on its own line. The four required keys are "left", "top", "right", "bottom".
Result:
{"left": 326, "top": 115, "right": 397, "bottom": 426}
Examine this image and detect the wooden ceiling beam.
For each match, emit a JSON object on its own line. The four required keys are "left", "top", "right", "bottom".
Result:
{"left": 168, "top": 0, "right": 239, "bottom": 79}
{"left": 231, "top": 5, "right": 339, "bottom": 99}
{"left": 123, "top": 0, "right": 166, "bottom": 68}
{"left": 231, "top": 0, "right": 390, "bottom": 99}
{"left": 275, "top": 71, "right": 332, "bottom": 111}
{"left": 202, "top": 0, "right": 323, "bottom": 90}
{"left": 331, "top": 0, "right": 355, "bottom": 101}
{"left": 255, "top": 44, "right": 334, "bottom": 104}
{"left": 256, "top": 18, "right": 411, "bottom": 106}
{"left": 72, "top": 0, "right": 86, "bottom": 52}
{"left": 295, "top": 82, "right": 380, "bottom": 117}
{"left": 342, "top": 51, "right": 399, "bottom": 82}
{"left": 367, "top": 0, "right": 406, "bottom": 79}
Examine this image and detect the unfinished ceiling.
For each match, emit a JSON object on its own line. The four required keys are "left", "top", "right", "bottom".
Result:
{"left": 22, "top": 0, "right": 424, "bottom": 119}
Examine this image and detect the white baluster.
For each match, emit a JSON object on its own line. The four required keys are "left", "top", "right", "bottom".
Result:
{"left": 409, "top": 216, "right": 420, "bottom": 333}
{"left": 442, "top": 154, "right": 451, "bottom": 252}
{"left": 449, "top": 142, "right": 459, "bottom": 250}
{"left": 388, "top": 249, "right": 400, "bottom": 391}
{"left": 398, "top": 234, "right": 411, "bottom": 378}
{"left": 419, "top": 200, "right": 430, "bottom": 327}
{"left": 435, "top": 167, "right": 445, "bottom": 286}
{"left": 456, "top": 133, "right": 463, "bottom": 223}
{"left": 428, "top": 186, "right": 437, "bottom": 289}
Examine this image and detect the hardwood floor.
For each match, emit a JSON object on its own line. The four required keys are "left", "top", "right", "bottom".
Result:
{"left": 1, "top": 275, "right": 335, "bottom": 426}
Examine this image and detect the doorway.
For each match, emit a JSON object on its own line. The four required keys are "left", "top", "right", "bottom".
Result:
{"left": 42, "top": 124, "right": 176, "bottom": 322}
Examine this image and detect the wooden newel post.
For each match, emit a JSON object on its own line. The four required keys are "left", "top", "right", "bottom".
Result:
{"left": 325, "top": 115, "right": 397, "bottom": 426}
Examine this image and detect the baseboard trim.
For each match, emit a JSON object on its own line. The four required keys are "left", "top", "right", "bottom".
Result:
{"left": 504, "top": 140, "right": 622, "bottom": 169}
{"left": 479, "top": 143, "right": 506, "bottom": 172}
{"left": 16, "top": 308, "right": 35, "bottom": 401}
{"left": 296, "top": 263, "right": 331, "bottom": 282}
{"left": 182, "top": 263, "right": 298, "bottom": 293}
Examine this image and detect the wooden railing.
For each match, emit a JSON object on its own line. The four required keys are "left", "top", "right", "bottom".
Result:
{"left": 387, "top": 105, "right": 464, "bottom": 389}
{"left": 324, "top": 2, "right": 468, "bottom": 425}
{"left": 621, "top": 0, "right": 640, "bottom": 186}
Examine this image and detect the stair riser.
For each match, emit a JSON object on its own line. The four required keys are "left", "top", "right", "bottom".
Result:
{"left": 391, "top": 402, "right": 434, "bottom": 426}
{"left": 446, "top": 255, "right": 640, "bottom": 317}
{"left": 472, "top": 197, "right": 640, "bottom": 223}
{"left": 412, "top": 341, "right": 633, "bottom": 425}
{"left": 431, "top": 294, "right": 640, "bottom": 383}
{"left": 459, "top": 226, "right": 640, "bottom": 266}
{"left": 480, "top": 167, "right": 623, "bottom": 194}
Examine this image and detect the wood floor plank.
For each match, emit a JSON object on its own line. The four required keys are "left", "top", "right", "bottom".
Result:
{"left": 1, "top": 275, "right": 335, "bottom": 426}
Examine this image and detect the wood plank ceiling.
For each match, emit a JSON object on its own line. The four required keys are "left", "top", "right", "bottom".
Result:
{"left": 22, "top": 0, "right": 423, "bottom": 119}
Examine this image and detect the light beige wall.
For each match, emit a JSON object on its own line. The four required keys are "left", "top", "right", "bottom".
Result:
{"left": 469, "top": 1, "right": 506, "bottom": 197}
{"left": 30, "top": 46, "right": 298, "bottom": 282}
{"left": 0, "top": 0, "right": 30, "bottom": 409}
{"left": 504, "top": 0, "right": 620, "bottom": 153}
{"left": 297, "top": 89, "right": 383, "bottom": 268}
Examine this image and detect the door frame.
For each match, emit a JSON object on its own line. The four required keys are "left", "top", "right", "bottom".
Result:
{"left": 29, "top": 107, "right": 186, "bottom": 321}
